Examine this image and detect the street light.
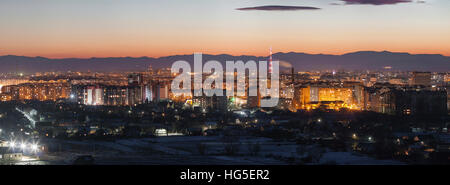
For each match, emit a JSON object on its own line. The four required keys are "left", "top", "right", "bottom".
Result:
{"left": 21, "top": 143, "right": 26, "bottom": 150}
{"left": 10, "top": 141, "right": 16, "bottom": 148}
{"left": 31, "top": 144, "right": 38, "bottom": 151}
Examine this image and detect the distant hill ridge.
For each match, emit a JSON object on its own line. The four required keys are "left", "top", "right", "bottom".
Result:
{"left": 0, "top": 51, "right": 449, "bottom": 73}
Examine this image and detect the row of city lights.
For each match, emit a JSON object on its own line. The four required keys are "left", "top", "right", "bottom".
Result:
{"left": 9, "top": 141, "right": 40, "bottom": 151}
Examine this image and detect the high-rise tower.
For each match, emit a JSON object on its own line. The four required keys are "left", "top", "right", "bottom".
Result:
{"left": 269, "top": 47, "right": 273, "bottom": 74}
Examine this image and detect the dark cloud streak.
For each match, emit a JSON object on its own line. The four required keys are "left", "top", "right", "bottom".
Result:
{"left": 236, "top": 5, "right": 320, "bottom": 11}
{"left": 340, "top": 0, "right": 412, "bottom": 5}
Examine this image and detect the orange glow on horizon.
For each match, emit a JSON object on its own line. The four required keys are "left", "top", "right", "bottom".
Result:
{"left": 1, "top": 48, "right": 449, "bottom": 59}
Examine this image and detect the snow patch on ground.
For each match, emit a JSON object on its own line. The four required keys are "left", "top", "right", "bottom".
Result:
{"left": 320, "top": 152, "right": 405, "bottom": 165}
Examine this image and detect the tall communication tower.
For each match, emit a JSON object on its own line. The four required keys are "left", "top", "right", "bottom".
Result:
{"left": 269, "top": 47, "right": 273, "bottom": 74}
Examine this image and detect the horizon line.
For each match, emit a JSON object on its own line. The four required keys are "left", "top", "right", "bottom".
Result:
{"left": 0, "top": 50, "right": 449, "bottom": 60}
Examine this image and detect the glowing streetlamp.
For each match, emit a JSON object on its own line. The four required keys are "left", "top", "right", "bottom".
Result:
{"left": 31, "top": 144, "right": 38, "bottom": 151}
{"left": 21, "top": 143, "right": 27, "bottom": 150}
{"left": 10, "top": 141, "right": 16, "bottom": 148}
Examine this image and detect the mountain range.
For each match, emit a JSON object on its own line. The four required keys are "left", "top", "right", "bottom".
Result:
{"left": 0, "top": 51, "right": 449, "bottom": 73}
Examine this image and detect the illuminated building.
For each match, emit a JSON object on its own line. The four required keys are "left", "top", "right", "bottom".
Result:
{"left": 148, "top": 65, "right": 154, "bottom": 75}
{"left": 247, "top": 84, "right": 261, "bottom": 108}
{"left": 364, "top": 86, "right": 395, "bottom": 114}
{"left": 83, "top": 86, "right": 104, "bottom": 105}
{"left": 447, "top": 88, "right": 450, "bottom": 112}
{"left": 127, "top": 85, "right": 144, "bottom": 105}
{"left": 295, "top": 82, "right": 364, "bottom": 110}
{"left": 0, "top": 80, "right": 70, "bottom": 101}
{"left": 411, "top": 71, "right": 431, "bottom": 88}
{"left": 389, "top": 79, "right": 405, "bottom": 85}
{"left": 74, "top": 79, "right": 168, "bottom": 106}
{"left": 152, "top": 83, "right": 169, "bottom": 102}
{"left": 103, "top": 85, "right": 128, "bottom": 106}
{"left": 0, "top": 78, "right": 29, "bottom": 93}
{"left": 144, "top": 84, "right": 152, "bottom": 103}
{"left": 0, "top": 85, "right": 19, "bottom": 100}
{"left": 70, "top": 85, "right": 86, "bottom": 104}
{"left": 85, "top": 85, "right": 144, "bottom": 106}
{"left": 79, "top": 83, "right": 168, "bottom": 106}
{"left": 0, "top": 94, "right": 12, "bottom": 101}
{"left": 366, "top": 86, "right": 447, "bottom": 116}
{"left": 155, "top": 68, "right": 172, "bottom": 77}
{"left": 193, "top": 89, "right": 228, "bottom": 111}
{"left": 445, "top": 74, "right": 450, "bottom": 83}
{"left": 128, "top": 73, "right": 144, "bottom": 85}
{"left": 272, "top": 97, "right": 292, "bottom": 111}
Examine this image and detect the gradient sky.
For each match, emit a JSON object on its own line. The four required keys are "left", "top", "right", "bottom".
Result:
{"left": 0, "top": 0, "right": 449, "bottom": 58}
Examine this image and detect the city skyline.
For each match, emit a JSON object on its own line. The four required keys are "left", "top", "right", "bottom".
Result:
{"left": 1, "top": 0, "right": 449, "bottom": 58}
{"left": 0, "top": 0, "right": 449, "bottom": 170}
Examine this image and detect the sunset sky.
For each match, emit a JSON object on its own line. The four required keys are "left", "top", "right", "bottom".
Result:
{"left": 0, "top": 0, "right": 449, "bottom": 58}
